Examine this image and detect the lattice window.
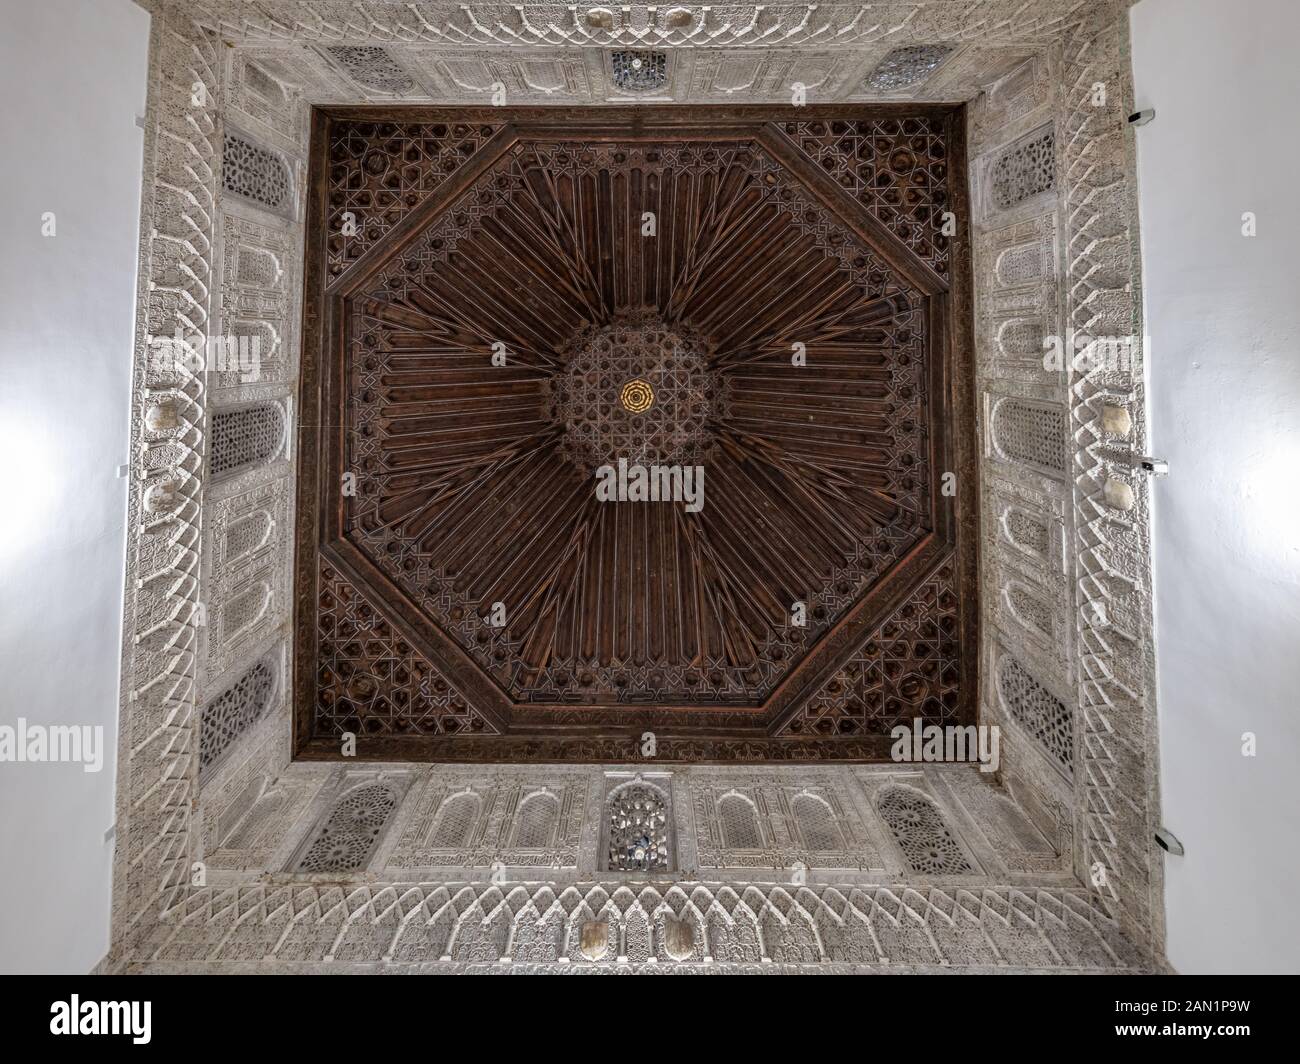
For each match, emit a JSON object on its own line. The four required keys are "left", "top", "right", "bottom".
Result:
{"left": 323, "top": 46, "right": 415, "bottom": 94}
{"left": 875, "top": 786, "right": 973, "bottom": 875}
{"left": 294, "top": 782, "right": 399, "bottom": 873}
{"left": 610, "top": 50, "right": 668, "bottom": 93}
{"left": 718, "top": 794, "right": 762, "bottom": 849}
{"left": 199, "top": 658, "right": 276, "bottom": 776}
{"left": 429, "top": 792, "right": 482, "bottom": 848}
{"left": 210, "top": 403, "right": 284, "bottom": 479}
{"left": 991, "top": 398, "right": 1067, "bottom": 475}
{"left": 513, "top": 791, "right": 560, "bottom": 849}
{"left": 222, "top": 132, "right": 291, "bottom": 212}
{"left": 997, "top": 655, "right": 1073, "bottom": 775}
{"left": 865, "top": 45, "right": 954, "bottom": 90}
{"left": 792, "top": 793, "right": 842, "bottom": 852}
{"left": 990, "top": 128, "right": 1055, "bottom": 210}
{"left": 606, "top": 782, "right": 671, "bottom": 872}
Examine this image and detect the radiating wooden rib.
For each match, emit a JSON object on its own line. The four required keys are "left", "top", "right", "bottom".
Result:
{"left": 663, "top": 156, "right": 754, "bottom": 320}
{"left": 721, "top": 282, "right": 906, "bottom": 367}
{"left": 708, "top": 246, "right": 847, "bottom": 349}
{"left": 680, "top": 513, "right": 765, "bottom": 667}
{"left": 425, "top": 445, "right": 572, "bottom": 576}
{"left": 701, "top": 244, "right": 832, "bottom": 349}
{"left": 704, "top": 455, "right": 831, "bottom": 592}
{"left": 491, "top": 196, "right": 602, "bottom": 323}
{"left": 674, "top": 201, "right": 800, "bottom": 329}
{"left": 381, "top": 429, "right": 559, "bottom": 546}
{"left": 472, "top": 464, "right": 598, "bottom": 608}
{"left": 515, "top": 158, "right": 606, "bottom": 323}
{"left": 476, "top": 219, "right": 591, "bottom": 328}
{"left": 516, "top": 496, "right": 600, "bottom": 669}
{"left": 439, "top": 445, "right": 575, "bottom": 589}
{"left": 410, "top": 259, "right": 564, "bottom": 366}
{"left": 716, "top": 426, "right": 884, "bottom": 555}
{"left": 698, "top": 491, "right": 793, "bottom": 623}
{"left": 434, "top": 257, "right": 564, "bottom": 361}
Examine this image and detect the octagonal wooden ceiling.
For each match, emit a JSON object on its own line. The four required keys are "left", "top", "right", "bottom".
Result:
{"left": 295, "top": 106, "right": 977, "bottom": 762}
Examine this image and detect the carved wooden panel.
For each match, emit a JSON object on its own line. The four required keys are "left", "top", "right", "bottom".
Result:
{"left": 295, "top": 106, "right": 976, "bottom": 761}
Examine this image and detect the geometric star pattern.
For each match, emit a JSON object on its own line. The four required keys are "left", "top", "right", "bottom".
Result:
{"left": 295, "top": 107, "right": 975, "bottom": 760}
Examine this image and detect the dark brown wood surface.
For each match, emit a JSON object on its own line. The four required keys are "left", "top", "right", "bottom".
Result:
{"left": 293, "top": 105, "right": 977, "bottom": 762}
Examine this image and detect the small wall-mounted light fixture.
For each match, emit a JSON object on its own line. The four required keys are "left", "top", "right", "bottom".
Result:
{"left": 1155, "top": 826, "right": 1184, "bottom": 856}
{"left": 1134, "top": 455, "right": 1169, "bottom": 476}
{"left": 1128, "top": 108, "right": 1156, "bottom": 126}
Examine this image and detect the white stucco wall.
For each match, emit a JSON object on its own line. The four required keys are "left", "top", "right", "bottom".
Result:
{"left": 0, "top": 0, "right": 150, "bottom": 973}
{"left": 1131, "top": 0, "right": 1300, "bottom": 973}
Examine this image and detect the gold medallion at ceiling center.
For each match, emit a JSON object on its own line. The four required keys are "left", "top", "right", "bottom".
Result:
{"left": 557, "top": 313, "right": 715, "bottom": 470}
{"left": 620, "top": 378, "right": 655, "bottom": 414}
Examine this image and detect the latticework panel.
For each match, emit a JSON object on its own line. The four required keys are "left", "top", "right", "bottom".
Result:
{"left": 990, "top": 127, "right": 1055, "bottom": 210}
{"left": 512, "top": 793, "right": 560, "bottom": 849}
{"left": 865, "top": 46, "right": 955, "bottom": 91}
{"left": 718, "top": 795, "right": 763, "bottom": 850}
{"left": 429, "top": 792, "right": 483, "bottom": 849}
{"left": 199, "top": 658, "right": 276, "bottom": 776}
{"left": 992, "top": 398, "right": 1067, "bottom": 475}
{"left": 209, "top": 403, "right": 285, "bottom": 479}
{"left": 323, "top": 45, "right": 416, "bottom": 93}
{"left": 792, "top": 794, "right": 844, "bottom": 852}
{"left": 606, "top": 783, "right": 671, "bottom": 872}
{"left": 222, "top": 131, "right": 291, "bottom": 212}
{"left": 997, "top": 655, "right": 1073, "bottom": 775}
{"left": 295, "top": 783, "right": 399, "bottom": 873}
{"left": 876, "top": 785, "right": 974, "bottom": 875}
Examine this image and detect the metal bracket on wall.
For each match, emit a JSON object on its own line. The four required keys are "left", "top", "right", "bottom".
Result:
{"left": 1154, "top": 826, "right": 1184, "bottom": 856}
{"left": 1134, "top": 455, "right": 1169, "bottom": 476}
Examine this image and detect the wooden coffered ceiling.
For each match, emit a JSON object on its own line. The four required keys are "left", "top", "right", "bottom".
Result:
{"left": 294, "top": 105, "right": 977, "bottom": 762}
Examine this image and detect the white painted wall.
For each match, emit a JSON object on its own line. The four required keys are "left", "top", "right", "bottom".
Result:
{"left": 1131, "top": 0, "right": 1300, "bottom": 973}
{"left": 0, "top": 0, "right": 150, "bottom": 973}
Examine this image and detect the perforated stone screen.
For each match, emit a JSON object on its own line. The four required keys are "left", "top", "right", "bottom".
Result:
{"left": 199, "top": 657, "right": 276, "bottom": 775}
{"left": 993, "top": 398, "right": 1067, "bottom": 475}
{"left": 323, "top": 45, "right": 415, "bottom": 93}
{"left": 222, "top": 131, "right": 291, "bottom": 212}
{"left": 997, "top": 655, "right": 1074, "bottom": 776}
{"left": 294, "top": 783, "right": 399, "bottom": 873}
{"left": 210, "top": 403, "right": 284, "bottom": 479}
{"left": 606, "top": 782, "right": 671, "bottom": 872}
{"left": 865, "top": 45, "right": 954, "bottom": 90}
{"left": 990, "top": 128, "right": 1056, "bottom": 210}
{"left": 610, "top": 50, "right": 668, "bottom": 92}
{"left": 876, "top": 785, "right": 973, "bottom": 875}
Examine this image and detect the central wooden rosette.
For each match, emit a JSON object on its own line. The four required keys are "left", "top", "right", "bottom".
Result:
{"left": 554, "top": 311, "right": 716, "bottom": 472}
